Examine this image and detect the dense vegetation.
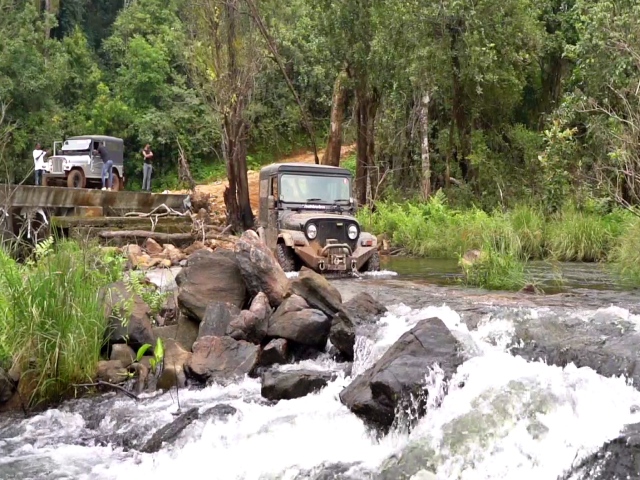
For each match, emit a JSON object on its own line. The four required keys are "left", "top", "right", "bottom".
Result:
{"left": 2, "top": 0, "right": 640, "bottom": 286}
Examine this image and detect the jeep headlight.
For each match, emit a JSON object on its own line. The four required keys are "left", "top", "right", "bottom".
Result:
{"left": 306, "top": 223, "right": 317, "bottom": 240}
{"left": 348, "top": 224, "right": 358, "bottom": 240}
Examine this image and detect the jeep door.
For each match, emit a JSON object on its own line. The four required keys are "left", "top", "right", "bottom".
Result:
{"left": 265, "top": 175, "right": 279, "bottom": 249}
{"left": 90, "top": 140, "right": 103, "bottom": 176}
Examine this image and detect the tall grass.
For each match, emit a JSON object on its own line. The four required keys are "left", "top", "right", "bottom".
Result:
{"left": 0, "top": 239, "right": 126, "bottom": 407}
{"left": 358, "top": 192, "right": 639, "bottom": 290}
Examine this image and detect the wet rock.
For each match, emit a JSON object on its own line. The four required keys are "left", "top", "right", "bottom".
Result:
{"left": 198, "top": 302, "right": 241, "bottom": 339}
{"left": 176, "top": 249, "right": 247, "bottom": 322}
{"left": 186, "top": 336, "right": 260, "bottom": 384}
{"left": 267, "top": 295, "right": 331, "bottom": 348}
{"left": 341, "top": 292, "right": 387, "bottom": 326}
{"left": 227, "top": 310, "right": 267, "bottom": 344}
{"left": 96, "top": 360, "right": 128, "bottom": 383}
{"left": 375, "top": 440, "right": 438, "bottom": 480}
{"left": 560, "top": 422, "right": 640, "bottom": 480}
{"left": 340, "top": 317, "right": 464, "bottom": 432}
{"left": 157, "top": 339, "right": 192, "bottom": 391}
{"left": 201, "top": 403, "right": 238, "bottom": 421}
{"left": 104, "top": 281, "right": 156, "bottom": 351}
{"left": 261, "top": 370, "right": 336, "bottom": 401}
{"left": 143, "top": 238, "right": 163, "bottom": 255}
{"left": 509, "top": 316, "right": 640, "bottom": 387}
{"left": 139, "top": 407, "right": 199, "bottom": 453}
{"left": 234, "top": 230, "right": 290, "bottom": 307}
{"left": 329, "top": 312, "right": 355, "bottom": 360}
{"left": 291, "top": 267, "right": 342, "bottom": 317}
{"left": 109, "top": 344, "right": 136, "bottom": 367}
{"left": 259, "top": 338, "right": 289, "bottom": 367}
{"left": 0, "top": 368, "right": 15, "bottom": 404}
{"left": 153, "top": 314, "right": 200, "bottom": 351}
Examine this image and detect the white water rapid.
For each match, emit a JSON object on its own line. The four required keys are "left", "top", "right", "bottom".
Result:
{"left": 1, "top": 298, "right": 640, "bottom": 480}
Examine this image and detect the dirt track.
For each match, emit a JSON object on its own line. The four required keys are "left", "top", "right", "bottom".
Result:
{"left": 175, "top": 144, "right": 355, "bottom": 217}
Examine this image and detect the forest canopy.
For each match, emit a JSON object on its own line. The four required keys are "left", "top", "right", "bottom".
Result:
{"left": 0, "top": 0, "right": 637, "bottom": 219}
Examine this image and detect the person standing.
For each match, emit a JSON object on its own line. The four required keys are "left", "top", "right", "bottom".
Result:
{"left": 141, "top": 143, "right": 154, "bottom": 192}
{"left": 95, "top": 144, "right": 113, "bottom": 190}
{"left": 32, "top": 143, "right": 48, "bottom": 186}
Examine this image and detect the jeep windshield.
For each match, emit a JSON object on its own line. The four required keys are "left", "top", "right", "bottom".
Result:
{"left": 279, "top": 173, "right": 351, "bottom": 205}
{"left": 59, "top": 139, "right": 92, "bottom": 154}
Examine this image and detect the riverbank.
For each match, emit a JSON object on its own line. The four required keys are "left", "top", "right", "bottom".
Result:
{"left": 358, "top": 193, "right": 640, "bottom": 290}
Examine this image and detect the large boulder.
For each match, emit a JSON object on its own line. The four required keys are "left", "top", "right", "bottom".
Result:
{"left": 0, "top": 368, "right": 15, "bottom": 404}
{"left": 234, "top": 230, "right": 290, "bottom": 308}
{"left": 185, "top": 336, "right": 260, "bottom": 384}
{"left": 96, "top": 360, "right": 129, "bottom": 383}
{"left": 261, "top": 370, "right": 336, "bottom": 401}
{"left": 140, "top": 407, "right": 199, "bottom": 454}
{"left": 267, "top": 295, "right": 331, "bottom": 348}
{"left": 291, "top": 267, "right": 342, "bottom": 317}
{"left": 157, "top": 339, "right": 192, "bottom": 391}
{"left": 339, "top": 317, "right": 464, "bottom": 432}
{"left": 176, "top": 249, "right": 247, "bottom": 322}
{"left": 560, "top": 422, "right": 640, "bottom": 480}
{"left": 227, "top": 292, "right": 271, "bottom": 344}
{"left": 198, "top": 302, "right": 241, "bottom": 339}
{"left": 109, "top": 344, "right": 136, "bottom": 366}
{"left": 104, "top": 281, "right": 155, "bottom": 351}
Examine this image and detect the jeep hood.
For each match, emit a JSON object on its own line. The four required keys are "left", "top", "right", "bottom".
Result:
{"left": 279, "top": 212, "right": 358, "bottom": 230}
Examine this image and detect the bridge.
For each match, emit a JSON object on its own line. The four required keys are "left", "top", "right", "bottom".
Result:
{"left": 0, "top": 184, "right": 193, "bottom": 245}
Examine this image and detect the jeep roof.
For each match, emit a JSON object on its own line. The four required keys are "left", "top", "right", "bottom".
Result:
{"left": 67, "top": 135, "right": 123, "bottom": 144}
{"left": 259, "top": 162, "right": 352, "bottom": 181}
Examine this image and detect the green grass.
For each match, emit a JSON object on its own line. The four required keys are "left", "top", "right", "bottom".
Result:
{"left": 0, "top": 238, "right": 126, "bottom": 407}
{"left": 358, "top": 192, "right": 640, "bottom": 290}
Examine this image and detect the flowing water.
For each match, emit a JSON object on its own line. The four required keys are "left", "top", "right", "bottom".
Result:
{"left": 1, "top": 260, "right": 640, "bottom": 480}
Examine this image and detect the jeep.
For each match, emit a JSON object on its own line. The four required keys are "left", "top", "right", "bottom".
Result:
{"left": 256, "top": 162, "right": 380, "bottom": 274}
{"left": 43, "top": 135, "right": 125, "bottom": 190}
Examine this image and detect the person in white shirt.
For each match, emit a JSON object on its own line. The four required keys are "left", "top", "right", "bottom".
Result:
{"left": 32, "top": 143, "right": 48, "bottom": 186}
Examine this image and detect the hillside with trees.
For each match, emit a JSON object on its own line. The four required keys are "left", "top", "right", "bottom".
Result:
{"left": 3, "top": 0, "right": 640, "bottom": 285}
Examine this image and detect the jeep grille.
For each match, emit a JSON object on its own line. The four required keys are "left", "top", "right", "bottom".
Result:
{"left": 315, "top": 220, "right": 357, "bottom": 250}
{"left": 51, "top": 157, "right": 64, "bottom": 174}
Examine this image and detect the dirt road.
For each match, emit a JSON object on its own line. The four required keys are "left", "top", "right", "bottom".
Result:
{"left": 176, "top": 144, "right": 355, "bottom": 217}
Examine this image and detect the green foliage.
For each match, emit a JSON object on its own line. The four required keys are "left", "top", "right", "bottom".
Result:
{"left": 125, "top": 271, "right": 167, "bottom": 317}
{"left": 610, "top": 217, "right": 640, "bottom": 286}
{"left": 460, "top": 246, "right": 527, "bottom": 291}
{"left": 0, "top": 239, "right": 121, "bottom": 407}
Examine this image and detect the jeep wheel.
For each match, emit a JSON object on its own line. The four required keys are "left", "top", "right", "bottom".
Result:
{"left": 363, "top": 251, "right": 380, "bottom": 272}
{"left": 67, "top": 169, "right": 85, "bottom": 189}
{"left": 111, "top": 172, "right": 121, "bottom": 192}
{"left": 276, "top": 243, "right": 296, "bottom": 272}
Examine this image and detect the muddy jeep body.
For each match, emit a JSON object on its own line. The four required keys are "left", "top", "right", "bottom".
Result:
{"left": 257, "top": 162, "right": 379, "bottom": 274}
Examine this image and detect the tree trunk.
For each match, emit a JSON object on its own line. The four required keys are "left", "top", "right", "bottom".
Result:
{"left": 355, "top": 86, "right": 378, "bottom": 206}
{"left": 419, "top": 91, "right": 431, "bottom": 199}
{"left": 322, "top": 70, "right": 348, "bottom": 167}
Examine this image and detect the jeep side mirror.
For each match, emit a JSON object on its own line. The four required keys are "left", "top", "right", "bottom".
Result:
{"left": 267, "top": 195, "right": 276, "bottom": 209}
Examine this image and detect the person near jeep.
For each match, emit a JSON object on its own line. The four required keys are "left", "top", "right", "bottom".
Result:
{"left": 141, "top": 143, "right": 154, "bottom": 192}
{"left": 95, "top": 144, "right": 113, "bottom": 190}
{"left": 32, "top": 143, "right": 48, "bottom": 186}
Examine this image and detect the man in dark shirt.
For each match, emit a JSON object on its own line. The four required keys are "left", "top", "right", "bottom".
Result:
{"left": 95, "top": 144, "right": 113, "bottom": 190}
{"left": 141, "top": 143, "right": 154, "bottom": 192}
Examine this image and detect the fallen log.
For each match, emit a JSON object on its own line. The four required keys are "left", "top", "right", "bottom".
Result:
{"left": 98, "top": 229, "right": 238, "bottom": 244}
{"left": 99, "top": 230, "right": 194, "bottom": 242}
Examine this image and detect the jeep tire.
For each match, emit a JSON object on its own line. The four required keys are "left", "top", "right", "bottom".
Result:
{"left": 67, "top": 169, "right": 85, "bottom": 189}
{"left": 363, "top": 251, "right": 380, "bottom": 272}
{"left": 276, "top": 243, "right": 296, "bottom": 272}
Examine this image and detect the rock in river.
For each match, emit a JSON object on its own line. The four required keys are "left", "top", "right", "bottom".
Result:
{"left": 198, "top": 301, "right": 241, "bottom": 339}
{"left": 291, "top": 267, "right": 343, "bottom": 317}
{"left": 234, "top": 230, "right": 290, "bottom": 308}
{"left": 339, "top": 317, "right": 464, "bottom": 432}
{"left": 103, "top": 281, "right": 155, "bottom": 351}
{"left": 267, "top": 294, "right": 331, "bottom": 348}
{"left": 185, "top": 335, "right": 260, "bottom": 384}
{"left": 176, "top": 249, "right": 247, "bottom": 322}
{"left": 261, "top": 369, "right": 336, "bottom": 401}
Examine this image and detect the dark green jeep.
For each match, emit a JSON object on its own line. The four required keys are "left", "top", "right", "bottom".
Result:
{"left": 256, "top": 163, "right": 380, "bottom": 274}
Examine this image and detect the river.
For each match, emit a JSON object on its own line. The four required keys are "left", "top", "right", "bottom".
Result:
{"left": 1, "top": 258, "right": 639, "bottom": 480}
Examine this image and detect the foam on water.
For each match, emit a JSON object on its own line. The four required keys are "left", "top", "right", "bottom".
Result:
{"left": 2, "top": 302, "right": 640, "bottom": 480}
